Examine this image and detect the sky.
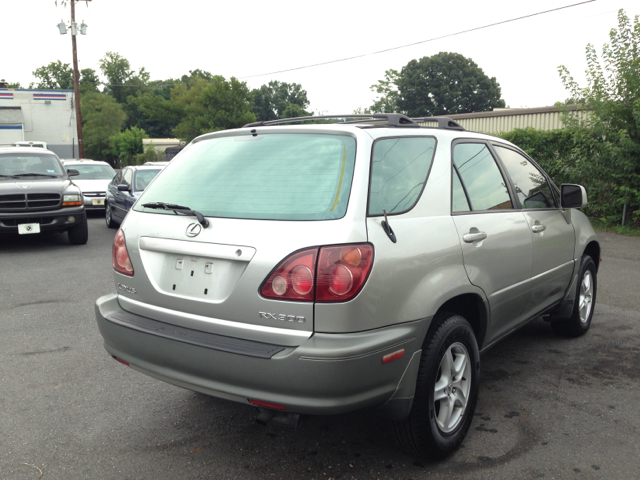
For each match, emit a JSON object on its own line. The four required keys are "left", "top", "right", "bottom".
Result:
{"left": 3, "top": 0, "right": 639, "bottom": 115}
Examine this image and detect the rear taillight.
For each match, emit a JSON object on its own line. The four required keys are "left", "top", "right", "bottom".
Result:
{"left": 260, "top": 248, "right": 317, "bottom": 301}
{"left": 112, "top": 228, "right": 134, "bottom": 276}
{"left": 316, "top": 245, "right": 374, "bottom": 302}
{"left": 260, "top": 244, "right": 373, "bottom": 303}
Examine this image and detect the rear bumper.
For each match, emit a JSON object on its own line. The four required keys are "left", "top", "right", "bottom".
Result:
{"left": 95, "top": 293, "right": 430, "bottom": 416}
{"left": 82, "top": 195, "right": 106, "bottom": 210}
{"left": 0, "top": 206, "right": 86, "bottom": 233}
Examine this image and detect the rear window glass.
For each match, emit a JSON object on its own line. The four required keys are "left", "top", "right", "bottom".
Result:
{"left": 68, "top": 164, "right": 116, "bottom": 180}
{"left": 135, "top": 134, "right": 356, "bottom": 221}
{"left": 368, "top": 137, "right": 436, "bottom": 215}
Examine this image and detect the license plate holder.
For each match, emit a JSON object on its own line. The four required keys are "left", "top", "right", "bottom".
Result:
{"left": 18, "top": 223, "right": 41, "bottom": 235}
{"left": 92, "top": 198, "right": 105, "bottom": 206}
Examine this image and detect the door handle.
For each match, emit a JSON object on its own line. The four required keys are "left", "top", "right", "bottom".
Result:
{"left": 531, "top": 223, "right": 546, "bottom": 233}
{"left": 463, "top": 231, "right": 487, "bottom": 243}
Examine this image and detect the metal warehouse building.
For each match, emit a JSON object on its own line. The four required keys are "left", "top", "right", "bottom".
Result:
{"left": 0, "top": 88, "right": 78, "bottom": 158}
{"left": 434, "top": 104, "right": 587, "bottom": 134}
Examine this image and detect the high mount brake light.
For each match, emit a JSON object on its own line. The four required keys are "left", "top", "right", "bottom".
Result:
{"left": 112, "top": 228, "right": 134, "bottom": 276}
{"left": 260, "top": 244, "right": 373, "bottom": 302}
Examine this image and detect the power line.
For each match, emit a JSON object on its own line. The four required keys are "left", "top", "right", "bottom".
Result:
{"left": 238, "top": 1, "right": 596, "bottom": 80}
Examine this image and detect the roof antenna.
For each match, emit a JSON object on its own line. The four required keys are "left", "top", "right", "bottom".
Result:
{"left": 381, "top": 209, "right": 397, "bottom": 243}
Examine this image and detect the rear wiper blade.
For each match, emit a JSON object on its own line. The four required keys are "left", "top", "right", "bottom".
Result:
{"left": 142, "top": 202, "right": 209, "bottom": 228}
{"left": 11, "top": 173, "right": 59, "bottom": 178}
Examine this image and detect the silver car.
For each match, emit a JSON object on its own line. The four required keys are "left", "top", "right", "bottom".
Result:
{"left": 95, "top": 114, "right": 599, "bottom": 458}
{"left": 62, "top": 159, "right": 116, "bottom": 210}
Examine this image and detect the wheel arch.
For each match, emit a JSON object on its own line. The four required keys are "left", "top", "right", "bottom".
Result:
{"left": 583, "top": 240, "right": 601, "bottom": 272}
{"left": 430, "top": 293, "right": 488, "bottom": 349}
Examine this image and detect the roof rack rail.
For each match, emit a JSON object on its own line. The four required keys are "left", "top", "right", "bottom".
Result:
{"left": 243, "top": 113, "right": 418, "bottom": 128}
{"left": 411, "top": 116, "right": 465, "bottom": 131}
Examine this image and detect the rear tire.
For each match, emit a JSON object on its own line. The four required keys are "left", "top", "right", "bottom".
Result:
{"left": 105, "top": 202, "right": 117, "bottom": 229}
{"left": 393, "top": 313, "right": 480, "bottom": 459}
{"left": 68, "top": 216, "right": 88, "bottom": 245}
{"left": 552, "top": 255, "right": 597, "bottom": 337}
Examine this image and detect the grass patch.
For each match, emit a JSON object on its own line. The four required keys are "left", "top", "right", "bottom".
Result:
{"left": 590, "top": 218, "right": 640, "bottom": 237}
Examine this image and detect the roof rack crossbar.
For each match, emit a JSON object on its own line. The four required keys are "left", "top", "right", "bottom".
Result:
{"left": 411, "top": 116, "right": 465, "bottom": 131}
{"left": 243, "top": 114, "right": 417, "bottom": 128}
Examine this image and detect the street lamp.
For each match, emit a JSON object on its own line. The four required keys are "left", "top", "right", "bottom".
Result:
{"left": 57, "top": 0, "right": 90, "bottom": 158}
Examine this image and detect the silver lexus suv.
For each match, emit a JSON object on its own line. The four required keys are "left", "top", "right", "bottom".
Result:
{"left": 95, "top": 114, "right": 599, "bottom": 458}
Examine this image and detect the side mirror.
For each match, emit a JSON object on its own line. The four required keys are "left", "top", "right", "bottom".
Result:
{"left": 117, "top": 184, "right": 130, "bottom": 192}
{"left": 67, "top": 168, "right": 80, "bottom": 177}
{"left": 561, "top": 184, "right": 588, "bottom": 209}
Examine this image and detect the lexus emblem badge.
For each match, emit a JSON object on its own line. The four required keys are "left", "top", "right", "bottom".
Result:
{"left": 186, "top": 223, "right": 202, "bottom": 237}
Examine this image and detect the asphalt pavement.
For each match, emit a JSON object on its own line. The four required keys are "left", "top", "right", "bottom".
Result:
{"left": 0, "top": 216, "right": 639, "bottom": 480}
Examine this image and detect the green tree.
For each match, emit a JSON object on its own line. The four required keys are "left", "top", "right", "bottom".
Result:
{"left": 372, "top": 52, "right": 506, "bottom": 117}
{"left": 110, "top": 126, "right": 147, "bottom": 165}
{"left": 81, "top": 92, "right": 126, "bottom": 163}
{"left": 369, "top": 69, "right": 400, "bottom": 113}
{"left": 558, "top": 9, "right": 640, "bottom": 225}
{"left": 251, "top": 81, "right": 310, "bottom": 121}
{"left": 31, "top": 60, "right": 74, "bottom": 89}
{"left": 173, "top": 76, "right": 256, "bottom": 142}
{"left": 80, "top": 68, "right": 100, "bottom": 94}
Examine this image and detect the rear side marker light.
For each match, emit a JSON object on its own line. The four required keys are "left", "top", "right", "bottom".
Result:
{"left": 249, "top": 399, "right": 287, "bottom": 410}
{"left": 113, "top": 356, "right": 130, "bottom": 366}
{"left": 382, "top": 349, "right": 405, "bottom": 364}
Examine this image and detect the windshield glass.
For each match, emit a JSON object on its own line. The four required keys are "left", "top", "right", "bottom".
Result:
{"left": 135, "top": 133, "right": 357, "bottom": 221}
{"left": 0, "top": 153, "right": 64, "bottom": 177}
{"left": 68, "top": 164, "right": 116, "bottom": 180}
{"left": 134, "top": 169, "right": 161, "bottom": 191}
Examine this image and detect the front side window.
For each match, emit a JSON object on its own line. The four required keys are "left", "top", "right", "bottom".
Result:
{"left": 493, "top": 145, "right": 557, "bottom": 209}
{"left": 368, "top": 137, "right": 436, "bottom": 216}
{"left": 136, "top": 133, "right": 357, "bottom": 221}
{"left": 122, "top": 169, "right": 133, "bottom": 187}
{"left": 453, "top": 143, "right": 513, "bottom": 212}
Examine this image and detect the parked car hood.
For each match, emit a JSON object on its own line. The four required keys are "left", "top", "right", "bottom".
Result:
{"left": 72, "top": 178, "right": 111, "bottom": 192}
{"left": 0, "top": 177, "right": 77, "bottom": 195}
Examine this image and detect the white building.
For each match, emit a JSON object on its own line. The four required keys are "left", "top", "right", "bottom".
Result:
{"left": 0, "top": 88, "right": 78, "bottom": 158}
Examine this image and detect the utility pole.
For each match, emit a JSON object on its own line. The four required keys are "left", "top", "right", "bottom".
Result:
{"left": 58, "top": 1, "right": 90, "bottom": 158}
{"left": 70, "top": 0, "right": 84, "bottom": 158}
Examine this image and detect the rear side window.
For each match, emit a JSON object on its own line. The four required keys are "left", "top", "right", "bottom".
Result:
{"left": 136, "top": 134, "right": 356, "bottom": 221}
{"left": 368, "top": 137, "right": 436, "bottom": 215}
{"left": 453, "top": 143, "right": 513, "bottom": 212}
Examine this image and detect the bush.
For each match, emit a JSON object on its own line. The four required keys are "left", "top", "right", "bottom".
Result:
{"left": 498, "top": 127, "right": 639, "bottom": 227}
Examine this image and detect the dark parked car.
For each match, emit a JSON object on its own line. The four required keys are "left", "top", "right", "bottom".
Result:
{"left": 0, "top": 147, "right": 88, "bottom": 244}
{"left": 105, "top": 165, "right": 165, "bottom": 228}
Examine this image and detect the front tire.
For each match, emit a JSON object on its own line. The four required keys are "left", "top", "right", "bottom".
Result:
{"left": 393, "top": 313, "right": 480, "bottom": 459}
{"left": 68, "top": 216, "right": 88, "bottom": 245}
{"left": 552, "top": 255, "right": 597, "bottom": 337}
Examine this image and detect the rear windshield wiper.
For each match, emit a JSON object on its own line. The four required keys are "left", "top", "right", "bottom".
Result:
{"left": 11, "top": 173, "right": 60, "bottom": 178}
{"left": 142, "top": 202, "right": 209, "bottom": 228}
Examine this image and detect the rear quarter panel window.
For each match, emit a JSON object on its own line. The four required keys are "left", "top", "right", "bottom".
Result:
{"left": 368, "top": 137, "right": 437, "bottom": 216}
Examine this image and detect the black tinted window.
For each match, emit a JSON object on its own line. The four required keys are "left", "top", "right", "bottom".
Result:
{"left": 493, "top": 145, "right": 557, "bottom": 209}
